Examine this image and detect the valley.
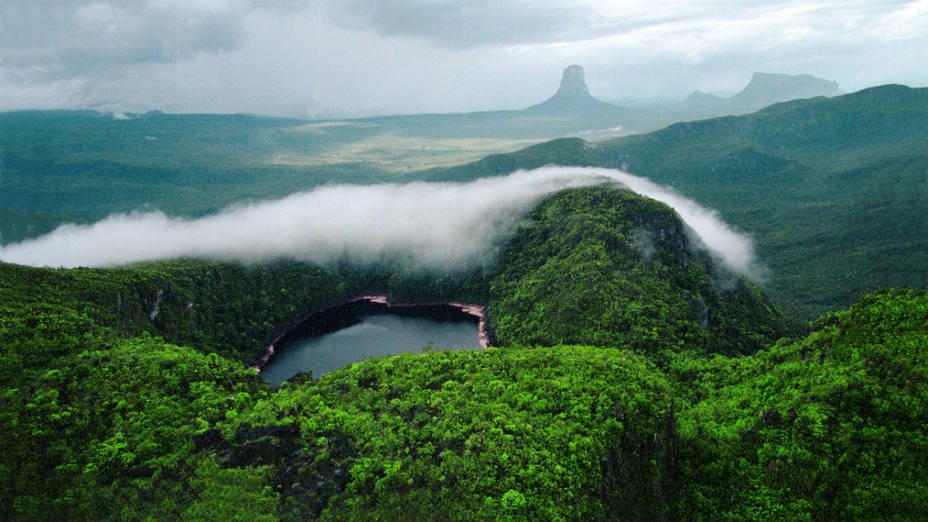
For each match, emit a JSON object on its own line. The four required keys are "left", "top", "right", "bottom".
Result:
{"left": 1, "top": 61, "right": 926, "bottom": 522}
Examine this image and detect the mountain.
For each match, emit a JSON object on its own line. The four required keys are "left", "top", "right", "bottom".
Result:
{"left": 0, "top": 182, "right": 795, "bottom": 519}
{"left": 684, "top": 72, "right": 841, "bottom": 111}
{"left": 683, "top": 89, "right": 725, "bottom": 108}
{"left": 2, "top": 230, "right": 925, "bottom": 519}
{"left": 428, "top": 84, "right": 928, "bottom": 319}
{"left": 489, "top": 186, "right": 793, "bottom": 355}
{"left": 728, "top": 72, "right": 840, "bottom": 107}
{"left": 524, "top": 64, "right": 624, "bottom": 116}
{"left": 2, "top": 83, "right": 927, "bottom": 519}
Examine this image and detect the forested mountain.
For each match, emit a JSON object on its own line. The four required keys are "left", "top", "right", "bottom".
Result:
{"left": 599, "top": 84, "right": 928, "bottom": 318}
{"left": 429, "top": 84, "right": 928, "bottom": 318}
{"left": 2, "top": 72, "right": 926, "bottom": 520}
{"left": 3, "top": 0, "right": 925, "bottom": 514}
{"left": 2, "top": 184, "right": 925, "bottom": 519}
{"left": 488, "top": 188, "right": 792, "bottom": 354}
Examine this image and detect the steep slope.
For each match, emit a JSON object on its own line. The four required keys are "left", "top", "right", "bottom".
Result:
{"left": 2, "top": 247, "right": 925, "bottom": 519}
{"left": 489, "top": 187, "right": 793, "bottom": 355}
{"left": 0, "top": 260, "right": 349, "bottom": 364}
{"left": 675, "top": 289, "right": 928, "bottom": 520}
{"left": 597, "top": 84, "right": 928, "bottom": 317}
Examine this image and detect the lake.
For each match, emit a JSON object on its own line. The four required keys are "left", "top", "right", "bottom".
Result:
{"left": 259, "top": 301, "right": 484, "bottom": 386}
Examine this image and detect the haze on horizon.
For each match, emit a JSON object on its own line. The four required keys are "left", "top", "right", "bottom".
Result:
{"left": 1, "top": 0, "right": 926, "bottom": 118}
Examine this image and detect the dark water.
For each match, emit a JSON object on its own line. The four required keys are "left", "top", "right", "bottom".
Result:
{"left": 260, "top": 313, "right": 482, "bottom": 386}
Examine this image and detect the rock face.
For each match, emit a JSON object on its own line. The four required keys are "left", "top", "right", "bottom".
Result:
{"left": 526, "top": 64, "right": 623, "bottom": 116}
{"left": 556, "top": 64, "right": 591, "bottom": 98}
{"left": 685, "top": 72, "right": 840, "bottom": 111}
{"left": 730, "top": 72, "right": 840, "bottom": 107}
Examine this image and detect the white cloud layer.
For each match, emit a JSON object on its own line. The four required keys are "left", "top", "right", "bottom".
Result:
{"left": 0, "top": 167, "right": 759, "bottom": 277}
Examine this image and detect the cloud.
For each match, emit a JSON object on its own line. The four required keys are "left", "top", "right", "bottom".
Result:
{"left": 0, "top": 1, "right": 924, "bottom": 116}
{"left": 327, "top": 0, "right": 921, "bottom": 52}
{"left": 0, "top": 167, "right": 760, "bottom": 278}
{"left": 0, "top": 1, "right": 254, "bottom": 80}
{"left": 327, "top": 0, "right": 614, "bottom": 48}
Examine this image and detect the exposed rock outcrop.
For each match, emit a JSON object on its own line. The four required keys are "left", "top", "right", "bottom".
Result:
{"left": 526, "top": 65, "right": 624, "bottom": 116}
{"left": 684, "top": 72, "right": 840, "bottom": 111}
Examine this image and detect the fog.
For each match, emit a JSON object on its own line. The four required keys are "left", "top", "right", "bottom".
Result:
{"left": 0, "top": 167, "right": 759, "bottom": 277}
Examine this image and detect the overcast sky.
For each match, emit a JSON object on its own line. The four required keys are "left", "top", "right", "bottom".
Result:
{"left": 1, "top": 0, "right": 926, "bottom": 118}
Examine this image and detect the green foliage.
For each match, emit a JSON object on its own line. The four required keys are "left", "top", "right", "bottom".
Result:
{"left": 675, "top": 289, "right": 928, "bottom": 520}
{"left": 489, "top": 187, "right": 793, "bottom": 355}
{"left": 233, "top": 346, "right": 677, "bottom": 521}
{"left": 181, "top": 461, "right": 279, "bottom": 522}
{"left": 1, "top": 257, "right": 926, "bottom": 520}
{"left": 595, "top": 87, "right": 928, "bottom": 319}
{"left": 1, "top": 173, "right": 926, "bottom": 520}
{"left": 0, "top": 260, "right": 349, "bottom": 363}
{"left": 1, "top": 335, "right": 267, "bottom": 521}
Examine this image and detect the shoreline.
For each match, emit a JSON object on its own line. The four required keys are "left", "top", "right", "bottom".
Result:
{"left": 251, "top": 294, "right": 492, "bottom": 372}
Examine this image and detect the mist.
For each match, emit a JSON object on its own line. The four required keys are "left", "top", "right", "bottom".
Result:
{"left": 0, "top": 167, "right": 759, "bottom": 277}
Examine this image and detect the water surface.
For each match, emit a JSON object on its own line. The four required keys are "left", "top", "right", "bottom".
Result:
{"left": 261, "top": 313, "right": 481, "bottom": 386}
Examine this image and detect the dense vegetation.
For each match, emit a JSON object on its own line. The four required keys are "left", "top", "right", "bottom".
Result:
{"left": 489, "top": 187, "right": 792, "bottom": 354}
{"left": 598, "top": 85, "right": 928, "bottom": 319}
{"left": 673, "top": 289, "right": 928, "bottom": 520}
{"left": 0, "top": 260, "right": 348, "bottom": 363}
{"left": 233, "top": 347, "right": 676, "bottom": 520}
{"left": 2, "top": 86, "right": 926, "bottom": 519}
{"left": 2, "top": 182, "right": 926, "bottom": 519}
{"left": 222, "top": 289, "right": 928, "bottom": 521}
{"left": 1, "top": 336, "right": 271, "bottom": 520}
{"left": 3, "top": 264, "right": 925, "bottom": 519}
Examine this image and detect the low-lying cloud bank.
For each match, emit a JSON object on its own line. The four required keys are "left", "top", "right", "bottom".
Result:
{"left": 0, "top": 167, "right": 759, "bottom": 277}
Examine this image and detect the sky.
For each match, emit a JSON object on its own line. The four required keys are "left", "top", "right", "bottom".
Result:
{"left": 1, "top": 0, "right": 926, "bottom": 118}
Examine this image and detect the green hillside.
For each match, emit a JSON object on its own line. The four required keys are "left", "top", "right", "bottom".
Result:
{"left": 489, "top": 188, "right": 792, "bottom": 355}
{"left": 598, "top": 85, "right": 928, "bottom": 318}
{"left": 2, "top": 84, "right": 926, "bottom": 520}
{"left": 674, "top": 288, "right": 928, "bottom": 519}
{"left": 0, "top": 111, "right": 403, "bottom": 243}
{"left": 429, "top": 85, "right": 928, "bottom": 319}
{"left": 2, "top": 184, "right": 926, "bottom": 519}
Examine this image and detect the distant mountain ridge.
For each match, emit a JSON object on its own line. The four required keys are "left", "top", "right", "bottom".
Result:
{"left": 522, "top": 67, "right": 843, "bottom": 131}
{"left": 685, "top": 72, "right": 841, "bottom": 111}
